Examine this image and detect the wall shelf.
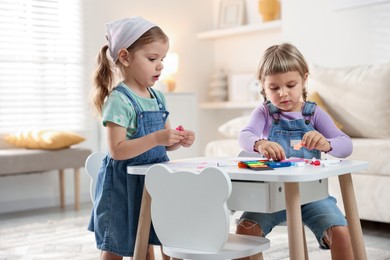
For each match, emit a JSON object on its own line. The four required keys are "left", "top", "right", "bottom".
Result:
{"left": 197, "top": 20, "right": 282, "bottom": 39}
{"left": 200, "top": 101, "right": 259, "bottom": 109}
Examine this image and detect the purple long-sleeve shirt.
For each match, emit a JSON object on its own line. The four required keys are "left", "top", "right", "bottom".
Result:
{"left": 239, "top": 103, "right": 353, "bottom": 158}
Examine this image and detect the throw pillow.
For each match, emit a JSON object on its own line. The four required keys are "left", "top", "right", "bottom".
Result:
{"left": 218, "top": 115, "right": 251, "bottom": 138}
{"left": 4, "top": 129, "right": 85, "bottom": 150}
{"left": 307, "top": 92, "right": 343, "bottom": 130}
{"left": 309, "top": 63, "right": 390, "bottom": 138}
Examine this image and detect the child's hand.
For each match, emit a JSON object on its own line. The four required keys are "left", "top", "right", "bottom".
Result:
{"left": 255, "top": 140, "right": 286, "bottom": 161}
{"left": 154, "top": 129, "right": 184, "bottom": 146}
{"left": 180, "top": 130, "right": 195, "bottom": 147}
{"left": 176, "top": 125, "right": 195, "bottom": 147}
{"left": 302, "top": 131, "right": 331, "bottom": 152}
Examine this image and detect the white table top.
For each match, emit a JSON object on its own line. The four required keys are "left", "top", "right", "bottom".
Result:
{"left": 127, "top": 157, "right": 368, "bottom": 183}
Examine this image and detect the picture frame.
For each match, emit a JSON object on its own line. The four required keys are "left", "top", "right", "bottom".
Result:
{"left": 218, "top": 0, "right": 245, "bottom": 28}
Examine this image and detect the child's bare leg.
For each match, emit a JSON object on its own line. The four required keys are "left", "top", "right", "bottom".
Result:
{"left": 159, "top": 245, "right": 171, "bottom": 260}
{"left": 101, "top": 251, "right": 122, "bottom": 260}
{"left": 147, "top": 245, "right": 156, "bottom": 260}
{"left": 127, "top": 245, "right": 155, "bottom": 260}
{"left": 324, "top": 226, "right": 353, "bottom": 260}
{"left": 234, "top": 219, "right": 264, "bottom": 260}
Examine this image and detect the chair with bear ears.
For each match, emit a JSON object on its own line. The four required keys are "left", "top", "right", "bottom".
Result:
{"left": 84, "top": 151, "right": 106, "bottom": 202}
{"left": 85, "top": 152, "right": 156, "bottom": 258}
{"left": 145, "top": 164, "right": 270, "bottom": 260}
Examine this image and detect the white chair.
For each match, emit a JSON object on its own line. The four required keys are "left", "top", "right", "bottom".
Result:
{"left": 84, "top": 152, "right": 106, "bottom": 202}
{"left": 145, "top": 164, "right": 270, "bottom": 260}
{"left": 85, "top": 152, "right": 158, "bottom": 258}
{"left": 237, "top": 150, "right": 262, "bottom": 158}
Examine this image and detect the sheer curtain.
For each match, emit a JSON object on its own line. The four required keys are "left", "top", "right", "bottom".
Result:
{"left": 0, "top": 0, "right": 86, "bottom": 133}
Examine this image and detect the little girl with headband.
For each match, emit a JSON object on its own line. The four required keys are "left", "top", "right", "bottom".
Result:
{"left": 88, "top": 16, "right": 195, "bottom": 260}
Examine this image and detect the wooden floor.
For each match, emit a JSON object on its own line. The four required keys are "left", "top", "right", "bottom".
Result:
{"left": 1, "top": 202, "right": 390, "bottom": 252}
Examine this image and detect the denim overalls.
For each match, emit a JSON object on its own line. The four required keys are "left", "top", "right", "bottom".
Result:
{"left": 240, "top": 101, "right": 347, "bottom": 249}
{"left": 266, "top": 100, "right": 321, "bottom": 159}
{"left": 88, "top": 85, "right": 169, "bottom": 256}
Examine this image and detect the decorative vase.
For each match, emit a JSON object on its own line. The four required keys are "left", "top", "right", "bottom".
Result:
{"left": 258, "top": 0, "right": 280, "bottom": 22}
{"left": 208, "top": 70, "right": 228, "bottom": 102}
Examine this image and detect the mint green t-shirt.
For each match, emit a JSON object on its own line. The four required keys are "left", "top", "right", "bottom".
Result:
{"left": 102, "top": 82, "right": 168, "bottom": 139}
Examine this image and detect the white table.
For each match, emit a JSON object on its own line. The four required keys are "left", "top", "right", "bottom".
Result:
{"left": 128, "top": 157, "right": 368, "bottom": 260}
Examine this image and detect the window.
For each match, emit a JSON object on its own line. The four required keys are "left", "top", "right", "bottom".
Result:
{"left": 0, "top": 0, "right": 86, "bottom": 133}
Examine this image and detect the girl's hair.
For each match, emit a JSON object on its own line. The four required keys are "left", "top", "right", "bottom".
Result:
{"left": 258, "top": 43, "right": 309, "bottom": 101}
{"left": 90, "top": 26, "right": 168, "bottom": 118}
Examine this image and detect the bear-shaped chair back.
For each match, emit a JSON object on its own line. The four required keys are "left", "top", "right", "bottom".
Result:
{"left": 145, "top": 164, "right": 232, "bottom": 252}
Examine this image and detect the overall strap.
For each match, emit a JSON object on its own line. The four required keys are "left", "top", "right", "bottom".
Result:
{"left": 113, "top": 85, "right": 141, "bottom": 114}
{"left": 302, "top": 101, "right": 317, "bottom": 125}
{"left": 265, "top": 100, "right": 281, "bottom": 124}
{"left": 148, "top": 87, "right": 166, "bottom": 111}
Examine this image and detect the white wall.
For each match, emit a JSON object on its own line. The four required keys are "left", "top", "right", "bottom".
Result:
{"left": 282, "top": 0, "right": 390, "bottom": 67}
{"left": 83, "top": 0, "right": 214, "bottom": 96}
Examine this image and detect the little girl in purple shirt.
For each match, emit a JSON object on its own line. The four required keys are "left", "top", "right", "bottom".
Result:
{"left": 236, "top": 43, "right": 354, "bottom": 260}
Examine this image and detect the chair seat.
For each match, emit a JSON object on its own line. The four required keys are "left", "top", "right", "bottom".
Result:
{"left": 163, "top": 233, "right": 270, "bottom": 260}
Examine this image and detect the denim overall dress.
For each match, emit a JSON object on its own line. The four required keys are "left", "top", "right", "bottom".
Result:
{"left": 88, "top": 85, "right": 169, "bottom": 256}
{"left": 240, "top": 101, "right": 347, "bottom": 248}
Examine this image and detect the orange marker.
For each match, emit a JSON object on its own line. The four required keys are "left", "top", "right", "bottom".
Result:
{"left": 294, "top": 142, "right": 303, "bottom": 150}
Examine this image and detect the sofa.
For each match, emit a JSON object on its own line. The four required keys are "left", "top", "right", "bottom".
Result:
{"left": 205, "top": 62, "right": 390, "bottom": 224}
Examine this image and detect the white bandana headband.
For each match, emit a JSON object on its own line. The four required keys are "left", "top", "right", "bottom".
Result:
{"left": 105, "top": 16, "right": 156, "bottom": 62}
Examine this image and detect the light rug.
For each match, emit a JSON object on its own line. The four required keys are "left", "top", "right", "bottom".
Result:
{"left": 0, "top": 216, "right": 389, "bottom": 260}
{"left": 262, "top": 232, "right": 390, "bottom": 260}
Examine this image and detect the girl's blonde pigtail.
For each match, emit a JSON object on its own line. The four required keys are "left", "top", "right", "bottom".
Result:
{"left": 90, "top": 45, "right": 114, "bottom": 118}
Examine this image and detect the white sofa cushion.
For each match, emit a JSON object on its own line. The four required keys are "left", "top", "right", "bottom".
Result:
{"left": 347, "top": 138, "right": 390, "bottom": 177}
{"left": 218, "top": 116, "right": 251, "bottom": 138}
{"left": 309, "top": 63, "right": 390, "bottom": 138}
{"left": 325, "top": 138, "right": 390, "bottom": 177}
{"left": 205, "top": 139, "right": 241, "bottom": 157}
{"left": 329, "top": 173, "right": 390, "bottom": 223}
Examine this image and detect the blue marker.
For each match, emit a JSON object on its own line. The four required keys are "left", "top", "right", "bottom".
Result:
{"left": 266, "top": 162, "right": 292, "bottom": 168}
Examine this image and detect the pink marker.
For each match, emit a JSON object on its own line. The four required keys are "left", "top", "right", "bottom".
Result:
{"left": 176, "top": 125, "right": 184, "bottom": 131}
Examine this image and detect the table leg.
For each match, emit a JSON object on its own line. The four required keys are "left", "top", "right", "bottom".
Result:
{"left": 59, "top": 169, "right": 65, "bottom": 209}
{"left": 302, "top": 225, "right": 309, "bottom": 260}
{"left": 134, "top": 186, "right": 152, "bottom": 260}
{"left": 250, "top": 254, "right": 263, "bottom": 260}
{"left": 338, "top": 173, "right": 367, "bottom": 260}
{"left": 284, "top": 182, "right": 305, "bottom": 260}
{"left": 74, "top": 168, "right": 80, "bottom": 211}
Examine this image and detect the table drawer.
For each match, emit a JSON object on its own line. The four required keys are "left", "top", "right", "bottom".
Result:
{"left": 227, "top": 179, "right": 328, "bottom": 213}
{"left": 227, "top": 181, "right": 270, "bottom": 212}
